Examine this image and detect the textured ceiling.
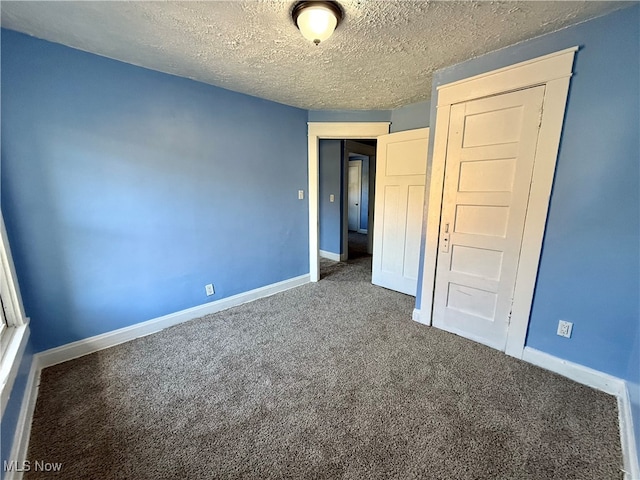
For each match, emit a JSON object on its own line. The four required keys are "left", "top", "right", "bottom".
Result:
{"left": 0, "top": 1, "right": 630, "bottom": 110}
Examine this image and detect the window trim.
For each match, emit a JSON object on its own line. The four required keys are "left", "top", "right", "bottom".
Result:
{"left": 1, "top": 214, "right": 29, "bottom": 418}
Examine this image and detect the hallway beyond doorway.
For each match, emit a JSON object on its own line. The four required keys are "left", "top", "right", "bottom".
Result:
{"left": 348, "top": 231, "right": 369, "bottom": 261}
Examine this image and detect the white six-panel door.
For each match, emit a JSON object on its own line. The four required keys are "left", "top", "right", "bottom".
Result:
{"left": 372, "top": 128, "right": 429, "bottom": 296}
{"left": 432, "top": 87, "right": 545, "bottom": 350}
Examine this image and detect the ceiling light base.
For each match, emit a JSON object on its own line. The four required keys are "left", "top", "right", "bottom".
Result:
{"left": 293, "top": 1, "right": 343, "bottom": 45}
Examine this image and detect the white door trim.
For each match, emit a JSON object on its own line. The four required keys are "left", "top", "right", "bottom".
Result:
{"left": 420, "top": 47, "right": 577, "bottom": 358}
{"left": 308, "top": 122, "right": 390, "bottom": 282}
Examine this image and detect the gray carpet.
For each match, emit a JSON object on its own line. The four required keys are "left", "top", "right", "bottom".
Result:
{"left": 347, "top": 231, "right": 369, "bottom": 260}
{"left": 26, "top": 256, "right": 623, "bottom": 479}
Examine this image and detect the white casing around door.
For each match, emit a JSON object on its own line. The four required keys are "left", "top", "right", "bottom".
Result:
{"left": 372, "top": 128, "right": 429, "bottom": 296}
{"left": 432, "top": 86, "right": 545, "bottom": 350}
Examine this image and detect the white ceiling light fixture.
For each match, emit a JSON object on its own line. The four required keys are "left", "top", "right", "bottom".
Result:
{"left": 292, "top": 1, "right": 343, "bottom": 45}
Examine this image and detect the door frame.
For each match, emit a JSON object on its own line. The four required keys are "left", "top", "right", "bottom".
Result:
{"left": 418, "top": 47, "right": 577, "bottom": 359}
{"left": 308, "top": 122, "right": 390, "bottom": 282}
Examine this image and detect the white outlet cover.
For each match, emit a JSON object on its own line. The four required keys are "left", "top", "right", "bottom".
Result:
{"left": 205, "top": 284, "right": 215, "bottom": 296}
{"left": 557, "top": 320, "right": 573, "bottom": 338}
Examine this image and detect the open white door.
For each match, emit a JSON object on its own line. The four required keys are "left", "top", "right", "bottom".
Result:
{"left": 372, "top": 128, "right": 429, "bottom": 296}
{"left": 432, "top": 87, "right": 545, "bottom": 350}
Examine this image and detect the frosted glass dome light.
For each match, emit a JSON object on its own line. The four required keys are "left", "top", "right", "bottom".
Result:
{"left": 293, "top": 1, "right": 343, "bottom": 45}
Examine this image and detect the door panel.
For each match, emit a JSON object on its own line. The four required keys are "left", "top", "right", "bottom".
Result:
{"left": 403, "top": 185, "right": 425, "bottom": 280}
{"left": 380, "top": 185, "right": 402, "bottom": 274}
{"left": 372, "top": 128, "right": 429, "bottom": 295}
{"left": 432, "top": 87, "right": 544, "bottom": 350}
{"left": 385, "top": 140, "right": 427, "bottom": 176}
{"left": 450, "top": 245, "right": 504, "bottom": 280}
{"left": 462, "top": 106, "right": 524, "bottom": 147}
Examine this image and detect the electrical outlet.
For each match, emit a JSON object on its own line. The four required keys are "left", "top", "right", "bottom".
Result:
{"left": 205, "top": 284, "right": 215, "bottom": 296}
{"left": 298, "top": 190, "right": 304, "bottom": 200}
{"left": 557, "top": 320, "right": 573, "bottom": 338}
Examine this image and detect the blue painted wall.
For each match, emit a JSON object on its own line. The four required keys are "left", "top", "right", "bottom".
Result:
{"left": 319, "top": 140, "right": 343, "bottom": 254}
{"left": 390, "top": 100, "right": 431, "bottom": 132}
{"left": 308, "top": 109, "right": 391, "bottom": 123}
{"left": 522, "top": 6, "right": 639, "bottom": 381}
{"left": 1, "top": 29, "right": 309, "bottom": 354}
{"left": 415, "top": 5, "right": 639, "bottom": 460}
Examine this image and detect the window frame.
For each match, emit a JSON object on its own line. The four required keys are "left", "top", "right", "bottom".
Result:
{"left": 1, "top": 214, "right": 29, "bottom": 418}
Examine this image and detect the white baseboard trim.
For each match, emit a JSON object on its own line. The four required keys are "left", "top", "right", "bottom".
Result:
{"left": 522, "top": 347, "right": 638, "bottom": 479}
{"left": 411, "top": 308, "right": 432, "bottom": 326}
{"left": 38, "top": 274, "right": 309, "bottom": 369}
{"left": 357, "top": 229, "right": 368, "bottom": 234}
{"left": 319, "top": 250, "right": 342, "bottom": 262}
{"left": 619, "top": 384, "right": 640, "bottom": 480}
{"left": 5, "top": 356, "right": 41, "bottom": 480}
{"left": 522, "top": 347, "right": 625, "bottom": 396}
